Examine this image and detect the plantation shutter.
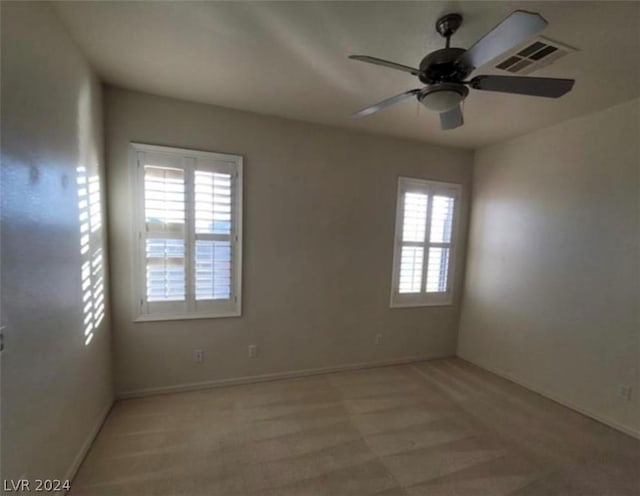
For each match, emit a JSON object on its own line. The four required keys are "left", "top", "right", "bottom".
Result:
{"left": 193, "top": 162, "right": 238, "bottom": 314}
{"left": 391, "top": 178, "right": 460, "bottom": 307}
{"left": 142, "top": 156, "right": 188, "bottom": 315}
{"left": 399, "top": 192, "right": 428, "bottom": 293}
{"left": 425, "top": 194, "right": 455, "bottom": 293}
{"left": 134, "top": 144, "right": 242, "bottom": 320}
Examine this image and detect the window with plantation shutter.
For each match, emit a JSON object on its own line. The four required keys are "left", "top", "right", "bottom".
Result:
{"left": 132, "top": 143, "right": 242, "bottom": 321}
{"left": 390, "top": 177, "right": 460, "bottom": 307}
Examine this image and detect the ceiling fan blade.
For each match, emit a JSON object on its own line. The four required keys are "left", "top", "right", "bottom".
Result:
{"left": 470, "top": 75, "right": 574, "bottom": 98}
{"left": 457, "top": 10, "right": 548, "bottom": 70}
{"left": 349, "top": 55, "right": 420, "bottom": 76}
{"left": 352, "top": 89, "right": 421, "bottom": 118}
{"left": 440, "top": 105, "right": 464, "bottom": 130}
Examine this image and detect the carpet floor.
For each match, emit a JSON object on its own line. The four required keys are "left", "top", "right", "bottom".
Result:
{"left": 70, "top": 358, "right": 640, "bottom": 495}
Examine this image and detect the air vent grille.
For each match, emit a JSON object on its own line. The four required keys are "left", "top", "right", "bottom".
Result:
{"left": 493, "top": 36, "right": 576, "bottom": 75}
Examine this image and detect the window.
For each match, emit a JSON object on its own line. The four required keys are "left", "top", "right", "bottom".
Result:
{"left": 390, "top": 177, "right": 460, "bottom": 307}
{"left": 131, "top": 143, "right": 242, "bottom": 321}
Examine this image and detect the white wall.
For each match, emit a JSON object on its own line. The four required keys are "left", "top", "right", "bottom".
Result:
{"left": 104, "top": 87, "right": 474, "bottom": 396}
{"left": 1, "top": 2, "right": 112, "bottom": 481}
{"left": 458, "top": 99, "right": 640, "bottom": 437}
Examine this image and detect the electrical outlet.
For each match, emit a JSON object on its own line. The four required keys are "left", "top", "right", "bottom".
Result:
{"left": 617, "top": 384, "right": 632, "bottom": 401}
{"left": 374, "top": 333, "right": 383, "bottom": 345}
{"left": 248, "top": 344, "right": 258, "bottom": 358}
{"left": 193, "top": 349, "right": 204, "bottom": 363}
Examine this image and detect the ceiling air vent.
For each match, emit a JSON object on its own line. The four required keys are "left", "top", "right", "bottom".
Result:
{"left": 494, "top": 36, "right": 577, "bottom": 75}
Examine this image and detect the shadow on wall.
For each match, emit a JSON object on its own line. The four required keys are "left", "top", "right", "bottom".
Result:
{"left": 76, "top": 75, "right": 105, "bottom": 347}
{"left": 76, "top": 165, "right": 104, "bottom": 346}
{"left": 76, "top": 72, "right": 105, "bottom": 346}
{"left": 0, "top": 80, "right": 106, "bottom": 345}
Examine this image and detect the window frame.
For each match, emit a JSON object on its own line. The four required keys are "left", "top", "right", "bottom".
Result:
{"left": 130, "top": 143, "right": 243, "bottom": 322}
{"left": 390, "top": 177, "right": 461, "bottom": 308}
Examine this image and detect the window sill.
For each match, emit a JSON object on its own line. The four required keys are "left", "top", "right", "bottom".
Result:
{"left": 390, "top": 291, "right": 453, "bottom": 308}
{"left": 134, "top": 310, "right": 241, "bottom": 323}
{"left": 390, "top": 301, "right": 453, "bottom": 309}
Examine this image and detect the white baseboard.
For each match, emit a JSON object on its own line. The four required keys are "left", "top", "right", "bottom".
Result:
{"left": 117, "top": 354, "right": 452, "bottom": 399}
{"left": 458, "top": 355, "right": 640, "bottom": 440}
{"left": 61, "top": 402, "right": 113, "bottom": 493}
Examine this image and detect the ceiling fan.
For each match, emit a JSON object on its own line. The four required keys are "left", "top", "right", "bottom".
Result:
{"left": 349, "top": 10, "right": 575, "bottom": 130}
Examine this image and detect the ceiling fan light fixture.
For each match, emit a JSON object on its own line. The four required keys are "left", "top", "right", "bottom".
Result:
{"left": 419, "top": 84, "right": 468, "bottom": 112}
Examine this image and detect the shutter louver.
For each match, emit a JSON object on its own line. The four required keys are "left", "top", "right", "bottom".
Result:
{"left": 195, "top": 240, "right": 231, "bottom": 299}
{"left": 399, "top": 246, "right": 424, "bottom": 293}
{"left": 426, "top": 195, "right": 455, "bottom": 293}
{"left": 144, "top": 166, "right": 185, "bottom": 233}
{"left": 195, "top": 171, "right": 232, "bottom": 235}
{"left": 194, "top": 171, "right": 233, "bottom": 301}
{"left": 402, "top": 192, "right": 428, "bottom": 242}
{"left": 146, "top": 239, "right": 185, "bottom": 301}
{"left": 399, "top": 191, "right": 428, "bottom": 293}
{"left": 430, "top": 196, "right": 454, "bottom": 243}
{"left": 426, "top": 247, "right": 450, "bottom": 292}
{"left": 144, "top": 165, "right": 186, "bottom": 302}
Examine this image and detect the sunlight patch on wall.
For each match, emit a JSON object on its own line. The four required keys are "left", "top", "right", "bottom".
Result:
{"left": 77, "top": 166, "right": 104, "bottom": 346}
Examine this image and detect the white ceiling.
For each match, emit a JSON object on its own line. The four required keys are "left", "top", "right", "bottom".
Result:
{"left": 53, "top": 1, "right": 640, "bottom": 149}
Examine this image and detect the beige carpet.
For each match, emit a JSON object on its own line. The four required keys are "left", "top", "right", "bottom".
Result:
{"left": 70, "top": 358, "right": 640, "bottom": 495}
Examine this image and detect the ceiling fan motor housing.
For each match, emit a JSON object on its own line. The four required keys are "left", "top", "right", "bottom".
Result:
{"left": 418, "top": 48, "right": 471, "bottom": 84}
